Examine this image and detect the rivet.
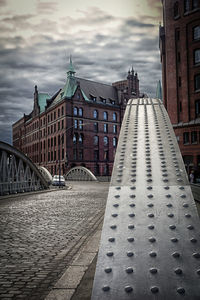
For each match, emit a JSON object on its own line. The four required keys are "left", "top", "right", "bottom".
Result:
{"left": 169, "top": 225, "right": 176, "bottom": 230}
{"left": 113, "top": 204, "right": 119, "bottom": 207}
{"left": 168, "top": 213, "right": 174, "bottom": 218}
{"left": 164, "top": 186, "right": 169, "bottom": 190}
{"left": 130, "top": 186, "right": 136, "bottom": 190}
{"left": 167, "top": 203, "right": 173, "bottom": 207}
{"left": 128, "top": 224, "right": 135, "bottom": 229}
{"left": 110, "top": 225, "right": 117, "bottom": 229}
{"left": 185, "top": 214, "right": 191, "bottom": 218}
{"left": 171, "top": 237, "right": 178, "bottom": 242}
{"left": 124, "top": 286, "right": 133, "bottom": 293}
{"left": 149, "top": 237, "right": 156, "bottom": 243}
{"left": 151, "top": 286, "right": 159, "bottom": 293}
{"left": 190, "top": 238, "right": 197, "bottom": 243}
{"left": 193, "top": 252, "right": 200, "bottom": 258}
{"left": 127, "top": 251, "right": 134, "bottom": 257}
{"left": 148, "top": 225, "right": 155, "bottom": 230}
{"left": 106, "top": 252, "right": 113, "bottom": 256}
{"left": 150, "top": 268, "right": 158, "bottom": 274}
{"left": 180, "top": 194, "right": 186, "bottom": 198}
{"left": 130, "top": 194, "right": 136, "bottom": 198}
{"left": 166, "top": 194, "right": 171, "bottom": 198}
{"left": 116, "top": 179, "right": 122, "bottom": 183}
{"left": 127, "top": 237, "right": 134, "bottom": 242}
{"left": 147, "top": 186, "right": 152, "bottom": 190}
{"left": 149, "top": 251, "right": 157, "bottom": 257}
{"left": 179, "top": 186, "right": 184, "bottom": 190}
{"left": 126, "top": 267, "right": 133, "bottom": 273}
{"left": 129, "top": 213, "right": 135, "bottom": 218}
{"left": 177, "top": 287, "right": 185, "bottom": 294}
{"left": 108, "top": 237, "right": 115, "bottom": 242}
{"left": 112, "top": 213, "right": 118, "bottom": 217}
{"left": 163, "top": 179, "right": 168, "bottom": 182}
{"left": 148, "top": 203, "right": 154, "bottom": 207}
{"left": 131, "top": 179, "right": 136, "bottom": 183}
{"left": 129, "top": 203, "right": 135, "bottom": 208}
{"left": 174, "top": 268, "right": 182, "bottom": 275}
{"left": 148, "top": 194, "right": 153, "bottom": 198}
{"left": 183, "top": 203, "right": 189, "bottom": 208}
{"left": 187, "top": 225, "right": 194, "bottom": 230}
{"left": 114, "top": 195, "right": 120, "bottom": 198}
{"left": 172, "top": 252, "right": 180, "bottom": 258}
{"left": 102, "top": 285, "right": 110, "bottom": 292}
{"left": 148, "top": 213, "right": 154, "bottom": 218}
{"left": 105, "top": 268, "right": 112, "bottom": 273}
{"left": 115, "top": 187, "right": 121, "bottom": 190}
{"left": 197, "top": 269, "right": 200, "bottom": 275}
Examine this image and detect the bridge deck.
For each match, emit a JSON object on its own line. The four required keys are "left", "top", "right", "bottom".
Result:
{"left": 92, "top": 98, "right": 200, "bottom": 300}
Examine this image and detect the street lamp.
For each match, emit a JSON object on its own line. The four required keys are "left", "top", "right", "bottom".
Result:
{"left": 58, "top": 121, "right": 91, "bottom": 187}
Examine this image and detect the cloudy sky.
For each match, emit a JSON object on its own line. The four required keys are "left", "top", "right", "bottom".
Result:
{"left": 0, "top": 0, "right": 162, "bottom": 144}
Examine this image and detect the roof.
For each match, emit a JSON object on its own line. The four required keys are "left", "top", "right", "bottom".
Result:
{"left": 38, "top": 93, "right": 50, "bottom": 113}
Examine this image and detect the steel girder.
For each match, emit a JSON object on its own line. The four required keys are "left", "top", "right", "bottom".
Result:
{"left": 0, "top": 141, "right": 48, "bottom": 196}
{"left": 92, "top": 98, "right": 200, "bottom": 300}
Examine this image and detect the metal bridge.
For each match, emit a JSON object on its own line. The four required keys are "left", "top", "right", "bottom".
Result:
{"left": 0, "top": 141, "right": 48, "bottom": 196}
{"left": 92, "top": 98, "right": 200, "bottom": 300}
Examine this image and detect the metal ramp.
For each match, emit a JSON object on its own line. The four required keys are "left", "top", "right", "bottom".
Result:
{"left": 92, "top": 98, "right": 200, "bottom": 300}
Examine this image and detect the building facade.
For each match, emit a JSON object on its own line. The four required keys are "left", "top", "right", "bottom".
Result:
{"left": 160, "top": 0, "right": 200, "bottom": 176}
{"left": 12, "top": 60, "right": 140, "bottom": 177}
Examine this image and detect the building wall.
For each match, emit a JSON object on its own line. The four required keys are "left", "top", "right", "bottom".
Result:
{"left": 160, "top": 0, "right": 200, "bottom": 178}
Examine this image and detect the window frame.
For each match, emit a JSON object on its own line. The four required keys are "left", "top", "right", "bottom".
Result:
{"left": 93, "top": 110, "right": 98, "bottom": 119}
{"left": 103, "top": 111, "right": 108, "bottom": 121}
{"left": 74, "top": 107, "right": 78, "bottom": 116}
{"left": 194, "top": 74, "right": 200, "bottom": 91}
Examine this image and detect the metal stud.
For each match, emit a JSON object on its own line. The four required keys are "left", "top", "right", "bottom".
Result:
{"left": 106, "top": 251, "right": 113, "bottom": 257}
{"left": 149, "top": 237, "right": 156, "bottom": 243}
{"left": 108, "top": 237, "right": 115, "bottom": 242}
{"left": 151, "top": 286, "right": 159, "bottom": 293}
{"left": 127, "top": 251, "right": 134, "bottom": 257}
{"left": 128, "top": 225, "right": 135, "bottom": 229}
{"left": 127, "top": 237, "right": 134, "bottom": 242}
{"left": 105, "top": 268, "right": 112, "bottom": 273}
{"left": 174, "top": 268, "right": 182, "bottom": 275}
{"left": 177, "top": 287, "right": 185, "bottom": 294}
{"left": 149, "top": 251, "right": 157, "bottom": 257}
{"left": 102, "top": 285, "right": 110, "bottom": 292}
{"left": 124, "top": 286, "right": 133, "bottom": 293}
{"left": 169, "top": 225, "right": 176, "bottom": 230}
{"left": 150, "top": 268, "right": 158, "bottom": 274}
{"left": 126, "top": 267, "right": 133, "bottom": 273}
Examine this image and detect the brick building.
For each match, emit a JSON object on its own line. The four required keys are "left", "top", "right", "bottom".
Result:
{"left": 12, "top": 59, "right": 140, "bottom": 177}
{"left": 160, "top": 0, "right": 200, "bottom": 177}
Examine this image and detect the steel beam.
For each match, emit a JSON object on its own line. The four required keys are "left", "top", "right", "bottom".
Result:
{"left": 92, "top": 98, "right": 200, "bottom": 300}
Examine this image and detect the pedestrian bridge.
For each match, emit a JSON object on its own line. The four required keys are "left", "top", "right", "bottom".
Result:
{"left": 92, "top": 98, "right": 200, "bottom": 300}
{"left": 0, "top": 141, "right": 48, "bottom": 195}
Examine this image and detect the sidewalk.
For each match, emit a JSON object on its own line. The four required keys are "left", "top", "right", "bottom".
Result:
{"left": 45, "top": 219, "right": 102, "bottom": 300}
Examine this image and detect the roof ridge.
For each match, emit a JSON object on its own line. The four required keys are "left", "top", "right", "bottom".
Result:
{"left": 76, "top": 77, "right": 113, "bottom": 87}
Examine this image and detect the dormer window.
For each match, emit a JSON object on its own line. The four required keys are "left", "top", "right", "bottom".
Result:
{"left": 100, "top": 97, "right": 106, "bottom": 103}
{"left": 90, "top": 94, "right": 96, "bottom": 102}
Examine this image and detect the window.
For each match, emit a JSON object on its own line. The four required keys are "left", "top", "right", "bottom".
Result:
{"left": 79, "top": 150, "right": 83, "bottom": 160}
{"left": 58, "top": 109, "right": 60, "bottom": 117}
{"left": 48, "top": 138, "right": 50, "bottom": 147}
{"left": 62, "top": 106, "right": 64, "bottom": 116}
{"left": 104, "top": 150, "right": 109, "bottom": 161}
{"left": 175, "top": 29, "right": 180, "bottom": 41}
{"left": 104, "top": 136, "right": 109, "bottom": 146}
{"left": 184, "top": 0, "right": 190, "bottom": 12}
{"left": 94, "top": 122, "right": 98, "bottom": 133}
{"left": 93, "top": 110, "right": 98, "bottom": 119}
{"left": 174, "top": 1, "right": 179, "bottom": 17}
{"left": 179, "top": 101, "right": 182, "bottom": 112}
{"left": 54, "top": 136, "right": 56, "bottom": 146}
{"left": 79, "top": 120, "right": 83, "bottom": 130}
{"left": 48, "top": 115, "right": 50, "bottom": 123}
{"left": 74, "top": 119, "right": 78, "bottom": 129}
{"left": 183, "top": 132, "right": 190, "bottom": 144}
{"left": 94, "top": 150, "right": 99, "bottom": 161}
{"left": 54, "top": 150, "right": 56, "bottom": 161}
{"left": 79, "top": 108, "right": 83, "bottom": 117}
{"left": 73, "top": 149, "right": 77, "bottom": 160}
{"left": 195, "top": 100, "right": 200, "bottom": 117}
{"left": 54, "top": 111, "right": 56, "bottom": 120}
{"left": 103, "top": 164, "right": 109, "bottom": 175}
{"left": 74, "top": 107, "right": 78, "bottom": 116}
{"left": 113, "top": 137, "right": 117, "bottom": 147}
{"left": 73, "top": 133, "right": 77, "bottom": 144}
{"left": 62, "top": 120, "right": 64, "bottom": 129}
{"left": 113, "top": 112, "right": 117, "bottom": 121}
{"left": 177, "top": 52, "right": 181, "bottom": 62}
{"left": 192, "top": 0, "right": 199, "bottom": 9}
{"left": 178, "top": 76, "right": 182, "bottom": 87}
{"left": 104, "top": 123, "right": 108, "bottom": 133}
{"left": 51, "top": 137, "right": 53, "bottom": 147}
{"left": 58, "top": 134, "right": 60, "bottom": 145}
{"left": 191, "top": 131, "right": 197, "bottom": 143}
{"left": 90, "top": 95, "right": 96, "bottom": 102}
{"left": 193, "top": 26, "right": 200, "bottom": 40}
{"left": 94, "top": 164, "right": 99, "bottom": 175}
{"left": 58, "top": 121, "right": 60, "bottom": 130}
{"left": 103, "top": 111, "right": 108, "bottom": 120}
{"left": 194, "top": 49, "right": 200, "bottom": 64}
{"left": 194, "top": 74, "right": 200, "bottom": 91}
{"left": 94, "top": 135, "right": 99, "bottom": 146}
{"left": 79, "top": 134, "right": 83, "bottom": 144}
{"left": 113, "top": 125, "right": 117, "bottom": 134}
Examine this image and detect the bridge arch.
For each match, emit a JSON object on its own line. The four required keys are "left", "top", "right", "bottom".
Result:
{"left": 0, "top": 141, "right": 48, "bottom": 195}
{"left": 38, "top": 166, "right": 52, "bottom": 184}
{"left": 65, "top": 166, "right": 97, "bottom": 181}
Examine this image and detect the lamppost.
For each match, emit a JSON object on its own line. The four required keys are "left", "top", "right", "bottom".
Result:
{"left": 58, "top": 121, "right": 91, "bottom": 187}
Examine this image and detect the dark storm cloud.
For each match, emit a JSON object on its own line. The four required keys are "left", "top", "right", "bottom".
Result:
{"left": 0, "top": 7, "right": 162, "bottom": 144}
{"left": 125, "top": 18, "right": 155, "bottom": 28}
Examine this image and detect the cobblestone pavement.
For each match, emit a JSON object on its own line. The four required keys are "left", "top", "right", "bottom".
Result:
{"left": 0, "top": 182, "right": 109, "bottom": 300}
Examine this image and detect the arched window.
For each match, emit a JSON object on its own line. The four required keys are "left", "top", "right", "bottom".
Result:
{"left": 192, "top": 0, "right": 199, "bottom": 9}
{"left": 79, "top": 134, "right": 83, "bottom": 144}
{"left": 174, "top": 1, "right": 179, "bottom": 17}
{"left": 193, "top": 26, "right": 200, "bottom": 40}
{"left": 104, "top": 136, "right": 109, "bottom": 146}
{"left": 184, "top": 0, "right": 190, "bottom": 12}
{"left": 113, "top": 112, "right": 117, "bottom": 121}
{"left": 194, "top": 49, "right": 200, "bottom": 64}
{"left": 74, "top": 107, "right": 78, "bottom": 116}
{"left": 79, "top": 108, "right": 83, "bottom": 117}
{"left": 61, "top": 106, "right": 64, "bottom": 116}
{"left": 94, "top": 135, "right": 99, "bottom": 146}
{"left": 113, "top": 137, "right": 117, "bottom": 147}
{"left": 103, "top": 111, "right": 108, "bottom": 120}
{"left": 93, "top": 109, "right": 98, "bottom": 119}
{"left": 73, "top": 133, "right": 77, "bottom": 144}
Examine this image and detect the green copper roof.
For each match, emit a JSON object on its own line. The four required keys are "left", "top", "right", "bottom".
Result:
{"left": 38, "top": 93, "right": 49, "bottom": 113}
{"left": 67, "top": 55, "right": 76, "bottom": 76}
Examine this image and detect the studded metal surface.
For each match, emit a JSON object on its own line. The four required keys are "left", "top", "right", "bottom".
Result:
{"left": 91, "top": 98, "right": 200, "bottom": 300}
